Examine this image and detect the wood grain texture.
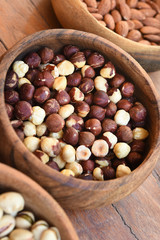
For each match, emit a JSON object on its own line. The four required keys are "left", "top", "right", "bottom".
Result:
{"left": 51, "top": 0, "right": 160, "bottom": 71}
{"left": 0, "top": 163, "right": 79, "bottom": 240}
{"left": 0, "top": 29, "right": 160, "bottom": 210}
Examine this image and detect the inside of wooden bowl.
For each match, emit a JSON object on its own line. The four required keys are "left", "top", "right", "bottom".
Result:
{"left": 0, "top": 29, "right": 160, "bottom": 209}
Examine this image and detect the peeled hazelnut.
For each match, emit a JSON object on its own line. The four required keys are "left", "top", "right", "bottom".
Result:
{"left": 19, "top": 83, "right": 35, "bottom": 101}
{"left": 57, "top": 60, "right": 74, "bottom": 76}
{"left": 121, "top": 82, "right": 135, "bottom": 98}
{"left": 39, "top": 63, "right": 59, "bottom": 78}
{"left": 18, "top": 78, "right": 31, "bottom": 88}
{"left": 94, "top": 76, "right": 108, "bottom": 92}
{"left": 93, "top": 167, "right": 104, "bottom": 181}
{"left": 15, "top": 129, "right": 24, "bottom": 141}
{"left": 24, "top": 136, "right": 40, "bottom": 152}
{"left": 91, "top": 140, "right": 109, "bottom": 157}
{"left": 49, "top": 130, "right": 63, "bottom": 139}
{"left": 116, "top": 164, "right": 131, "bottom": 178}
{"left": 5, "top": 70, "right": 18, "bottom": 90}
{"left": 24, "top": 52, "right": 41, "bottom": 68}
{"left": 52, "top": 54, "right": 66, "bottom": 65}
{"left": 109, "top": 73, "right": 125, "bottom": 88}
{"left": 116, "top": 126, "right": 133, "bottom": 143}
{"left": 15, "top": 101, "right": 33, "bottom": 120}
{"left": 34, "top": 71, "right": 54, "bottom": 88}
{"left": 75, "top": 101, "right": 90, "bottom": 118}
{"left": 79, "top": 78, "right": 94, "bottom": 93}
{"left": 81, "top": 65, "right": 95, "bottom": 78}
{"left": 117, "top": 99, "right": 133, "bottom": 111}
{"left": 29, "top": 106, "right": 45, "bottom": 125}
{"left": 67, "top": 72, "right": 82, "bottom": 87}
{"left": 95, "top": 158, "right": 111, "bottom": 168}
{"left": 114, "top": 109, "right": 130, "bottom": 126}
{"left": 76, "top": 145, "right": 91, "bottom": 161}
{"left": 87, "top": 52, "right": 105, "bottom": 68}
{"left": 34, "top": 86, "right": 50, "bottom": 104}
{"left": 58, "top": 104, "right": 74, "bottom": 119}
{"left": 129, "top": 102, "right": 147, "bottom": 122}
{"left": 132, "top": 127, "right": 149, "bottom": 140}
{"left": 46, "top": 113, "right": 65, "bottom": 132}
{"left": 43, "top": 98, "right": 60, "bottom": 115}
{"left": 63, "top": 127, "right": 79, "bottom": 146}
{"left": 52, "top": 154, "right": 66, "bottom": 169}
{"left": 102, "top": 119, "right": 117, "bottom": 133}
{"left": 63, "top": 45, "right": 80, "bottom": 58}
{"left": 105, "top": 101, "right": 117, "bottom": 117}
{"left": 69, "top": 87, "right": 84, "bottom": 102}
{"left": 25, "top": 69, "right": 39, "bottom": 83}
{"left": 80, "top": 160, "right": 95, "bottom": 173}
{"left": 36, "top": 123, "right": 48, "bottom": 137}
{"left": 66, "top": 114, "right": 84, "bottom": 131}
{"left": 47, "top": 160, "right": 60, "bottom": 171}
{"left": 93, "top": 90, "right": 110, "bottom": 107}
{"left": 113, "top": 142, "right": 131, "bottom": 159}
{"left": 55, "top": 90, "right": 70, "bottom": 105}
{"left": 85, "top": 118, "right": 102, "bottom": 136}
{"left": 52, "top": 76, "right": 67, "bottom": 91}
{"left": 108, "top": 88, "right": 122, "bottom": 104}
{"left": 34, "top": 150, "right": 49, "bottom": 164}
{"left": 38, "top": 47, "right": 54, "bottom": 64}
{"left": 130, "top": 139, "right": 145, "bottom": 152}
{"left": 112, "top": 158, "right": 126, "bottom": 170}
{"left": 61, "top": 144, "right": 76, "bottom": 163}
{"left": 127, "top": 151, "right": 142, "bottom": 169}
{"left": 79, "top": 131, "right": 95, "bottom": 147}
{"left": 70, "top": 51, "right": 86, "bottom": 68}
{"left": 23, "top": 121, "right": 36, "bottom": 137}
{"left": 13, "top": 61, "right": 29, "bottom": 78}
{"left": 102, "top": 166, "right": 116, "bottom": 180}
{"left": 61, "top": 169, "right": 75, "bottom": 177}
{"left": 100, "top": 62, "right": 116, "bottom": 79}
{"left": 84, "top": 93, "right": 93, "bottom": 105}
{"left": 102, "top": 131, "right": 118, "bottom": 149}
{"left": 5, "top": 103, "right": 14, "bottom": 120}
{"left": 78, "top": 173, "right": 93, "bottom": 180}
{"left": 40, "top": 137, "right": 60, "bottom": 157}
{"left": 65, "top": 162, "right": 83, "bottom": 177}
{"left": 5, "top": 90, "right": 19, "bottom": 105}
{"left": 89, "top": 105, "right": 106, "bottom": 121}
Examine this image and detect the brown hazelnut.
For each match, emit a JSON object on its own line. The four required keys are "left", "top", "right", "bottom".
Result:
{"left": 43, "top": 98, "right": 60, "bottom": 115}
{"left": 66, "top": 114, "right": 84, "bottom": 131}
{"left": 112, "top": 158, "right": 126, "bottom": 170}
{"left": 117, "top": 99, "right": 133, "bottom": 111}
{"left": 101, "top": 166, "right": 116, "bottom": 180}
{"left": 121, "top": 82, "right": 135, "bottom": 98}
{"left": 89, "top": 105, "right": 106, "bottom": 121}
{"left": 109, "top": 73, "right": 125, "bottom": 88}
{"left": 83, "top": 49, "right": 92, "bottom": 58}
{"left": 130, "top": 139, "right": 145, "bottom": 153}
{"left": 116, "top": 126, "right": 133, "bottom": 143}
{"left": 127, "top": 151, "right": 142, "bottom": 169}
{"left": 131, "top": 120, "right": 146, "bottom": 128}
{"left": 105, "top": 101, "right": 117, "bottom": 117}
{"left": 75, "top": 101, "right": 90, "bottom": 117}
{"left": 14, "top": 101, "right": 33, "bottom": 120}
{"left": 80, "top": 160, "right": 95, "bottom": 173}
{"left": 85, "top": 119, "right": 102, "bottom": 136}
{"left": 19, "top": 83, "right": 35, "bottom": 101}
{"left": 15, "top": 128, "right": 24, "bottom": 141}
{"left": 33, "top": 86, "right": 50, "bottom": 104}
{"left": 34, "top": 71, "right": 54, "bottom": 88}
{"left": 55, "top": 90, "right": 70, "bottom": 105}
{"left": 52, "top": 54, "right": 66, "bottom": 65}
{"left": 63, "top": 45, "right": 80, "bottom": 58}
{"left": 79, "top": 78, "right": 94, "bottom": 93}
{"left": 102, "top": 119, "right": 117, "bottom": 133}
{"left": 129, "top": 102, "right": 147, "bottom": 122}
{"left": 79, "top": 131, "right": 95, "bottom": 147}
{"left": 69, "top": 87, "right": 84, "bottom": 102}
{"left": 81, "top": 65, "right": 95, "bottom": 78}
{"left": 25, "top": 69, "right": 39, "bottom": 82}
{"left": 70, "top": 52, "right": 86, "bottom": 68}
{"left": 100, "top": 62, "right": 116, "bottom": 79}
{"left": 47, "top": 161, "right": 60, "bottom": 171}
{"left": 67, "top": 72, "right": 82, "bottom": 87}
{"left": 87, "top": 52, "right": 105, "bottom": 68}
{"left": 84, "top": 93, "right": 93, "bottom": 105}
{"left": 38, "top": 47, "right": 54, "bottom": 64}
{"left": 5, "top": 103, "right": 14, "bottom": 120}
{"left": 5, "top": 70, "right": 18, "bottom": 90}
{"left": 11, "top": 119, "right": 23, "bottom": 128}
{"left": 93, "top": 90, "right": 110, "bottom": 107}
{"left": 24, "top": 52, "right": 41, "bottom": 68}
{"left": 78, "top": 173, "right": 93, "bottom": 180}
{"left": 46, "top": 113, "right": 65, "bottom": 132}
{"left": 5, "top": 90, "right": 19, "bottom": 105}
{"left": 63, "top": 127, "right": 79, "bottom": 146}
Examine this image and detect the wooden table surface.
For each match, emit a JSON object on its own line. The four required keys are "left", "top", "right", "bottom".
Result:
{"left": 0, "top": 1, "right": 160, "bottom": 239}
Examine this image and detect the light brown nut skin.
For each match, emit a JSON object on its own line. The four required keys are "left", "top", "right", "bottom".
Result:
{"left": 85, "top": 118, "right": 102, "bottom": 136}
{"left": 43, "top": 98, "right": 60, "bottom": 115}
{"left": 63, "top": 127, "right": 79, "bottom": 146}
{"left": 39, "top": 47, "right": 54, "bottom": 64}
{"left": 79, "top": 131, "right": 95, "bottom": 147}
{"left": 5, "top": 70, "right": 18, "bottom": 90}
{"left": 14, "top": 101, "right": 33, "bottom": 120}
{"left": 87, "top": 52, "right": 105, "bottom": 68}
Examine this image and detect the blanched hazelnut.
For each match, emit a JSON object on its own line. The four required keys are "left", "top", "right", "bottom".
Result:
{"left": 93, "top": 167, "right": 104, "bottom": 181}
{"left": 84, "top": 93, "right": 93, "bottom": 105}
{"left": 110, "top": 73, "right": 125, "bottom": 88}
{"left": 89, "top": 105, "right": 106, "bottom": 121}
{"left": 113, "top": 142, "right": 131, "bottom": 159}
{"left": 121, "top": 82, "right": 134, "bottom": 98}
{"left": 102, "top": 118, "right": 117, "bottom": 133}
{"left": 24, "top": 136, "right": 40, "bottom": 152}
{"left": 57, "top": 60, "right": 74, "bottom": 76}
{"left": 5, "top": 90, "right": 19, "bottom": 105}
{"left": 117, "top": 99, "right": 133, "bottom": 111}
{"left": 29, "top": 106, "right": 46, "bottom": 125}
{"left": 19, "top": 83, "right": 35, "bottom": 101}
{"left": 75, "top": 101, "right": 90, "bottom": 118}
{"left": 13, "top": 61, "right": 29, "bottom": 78}
{"left": 46, "top": 113, "right": 65, "bottom": 132}
{"left": 127, "top": 151, "right": 142, "bottom": 169}
{"left": 116, "top": 126, "right": 133, "bottom": 143}
{"left": 52, "top": 54, "right": 66, "bottom": 65}
{"left": 69, "top": 87, "right": 84, "bottom": 102}
{"left": 80, "top": 160, "right": 95, "bottom": 173}
{"left": 61, "top": 144, "right": 76, "bottom": 163}
{"left": 67, "top": 72, "right": 82, "bottom": 87}
{"left": 34, "top": 86, "right": 50, "bottom": 104}
{"left": 91, "top": 140, "right": 109, "bottom": 157}
{"left": 102, "top": 131, "right": 118, "bottom": 149}
{"left": 55, "top": 90, "right": 70, "bottom": 105}
{"left": 39, "top": 47, "right": 54, "bottom": 64}
{"left": 81, "top": 65, "right": 95, "bottom": 78}
{"left": 95, "top": 158, "right": 111, "bottom": 168}
{"left": 36, "top": 123, "right": 48, "bottom": 137}
{"left": 43, "top": 98, "right": 60, "bottom": 115}
{"left": 100, "top": 62, "right": 116, "bottom": 79}
{"left": 24, "top": 52, "right": 41, "bottom": 68}
{"left": 116, "top": 164, "right": 131, "bottom": 178}
{"left": 130, "top": 139, "right": 145, "bottom": 152}
{"left": 114, "top": 109, "right": 130, "bottom": 126}
{"left": 132, "top": 127, "right": 149, "bottom": 140}
{"left": 15, "top": 101, "right": 33, "bottom": 120}
{"left": 61, "top": 169, "right": 75, "bottom": 177}
{"left": 102, "top": 166, "right": 116, "bottom": 180}
{"left": 94, "top": 76, "right": 108, "bottom": 92}
{"left": 53, "top": 76, "right": 67, "bottom": 91}
{"left": 70, "top": 51, "right": 86, "bottom": 68}
{"left": 58, "top": 104, "right": 74, "bottom": 119}
{"left": 34, "top": 150, "right": 49, "bottom": 164}
{"left": 108, "top": 88, "right": 122, "bottom": 104}
{"left": 5, "top": 70, "right": 18, "bottom": 90}
{"left": 87, "top": 52, "right": 105, "bottom": 68}
{"left": 85, "top": 118, "right": 102, "bottom": 136}
{"left": 34, "top": 71, "right": 54, "bottom": 88}
{"left": 63, "top": 45, "right": 80, "bottom": 58}
{"left": 63, "top": 127, "right": 79, "bottom": 146}
{"left": 49, "top": 130, "right": 63, "bottom": 139}
{"left": 52, "top": 154, "right": 66, "bottom": 169}
{"left": 23, "top": 121, "right": 36, "bottom": 137}
{"left": 18, "top": 78, "right": 31, "bottom": 88}
{"left": 93, "top": 90, "right": 110, "bottom": 107}
{"left": 76, "top": 145, "right": 91, "bottom": 161}
{"left": 105, "top": 101, "right": 117, "bottom": 117}
{"left": 129, "top": 102, "right": 147, "bottom": 122}
{"left": 41, "top": 137, "right": 60, "bottom": 157}
{"left": 79, "top": 78, "right": 94, "bottom": 93}
{"left": 66, "top": 162, "right": 83, "bottom": 177}
{"left": 66, "top": 114, "right": 84, "bottom": 131}
{"left": 79, "top": 131, "right": 95, "bottom": 147}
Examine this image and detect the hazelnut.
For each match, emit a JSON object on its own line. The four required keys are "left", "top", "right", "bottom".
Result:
{"left": 78, "top": 173, "right": 93, "bottom": 180}
{"left": 5, "top": 70, "right": 18, "bottom": 90}
{"left": 63, "top": 45, "right": 80, "bottom": 58}
{"left": 131, "top": 120, "right": 146, "bottom": 128}
{"left": 55, "top": 90, "right": 70, "bottom": 105}
{"left": 65, "top": 162, "right": 83, "bottom": 177}
{"left": 69, "top": 87, "right": 84, "bottom": 102}
{"left": 52, "top": 154, "right": 65, "bottom": 169}
{"left": 94, "top": 76, "right": 108, "bottom": 92}
{"left": 79, "top": 131, "right": 95, "bottom": 147}
{"left": 49, "top": 130, "right": 63, "bottom": 139}
{"left": 132, "top": 127, "right": 149, "bottom": 140}
{"left": 15, "top": 129, "right": 24, "bottom": 141}
{"left": 85, "top": 119, "right": 102, "bottom": 136}
{"left": 121, "top": 82, "right": 135, "bottom": 98}
{"left": 91, "top": 140, "right": 109, "bottom": 157}
{"left": 39, "top": 63, "right": 59, "bottom": 78}
{"left": 13, "top": 61, "right": 29, "bottom": 78}
{"left": 43, "top": 98, "right": 60, "bottom": 115}
{"left": 53, "top": 76, "right": 67, "bottom": 91}
{"left": 109, "top": 73, "right": 125, "bottom": 88}
{"left": 93, "top": 90, "right": 110, "bottom": 107}
{"left": 63, "top": 127, "right": 79, "bottom": 146}
{"left": 101, "top": 166, "right": 116, "bottom": 180}
{"left": 116, "top": 126, "right": 133, "bottom": 143}
{"left": 36, "top": 123, "right": 48, "bottom": 137}
{"left": 46, "top": 113, "right": 65, "bottom": 132}
{"left": 61, "top": 144, "right": 76, "bottom": 163}
{"left": 113, "top": 142, "right": 131, "bottom": 159}
{"left": 89, "top": 105, "right": 106, "bottom": 121}
{"left": 127, "top": 152, "right": 142, "bottom": 169}
{"left": 76, "top": 145, "right": 91, "bottom": 161}
{"left": 67, "top": 72, "right": 82, "bottom": 87}
{"left": 5, "top": 103, "right": 14, "bottom": 120}
{"left": 52, "top": 54, "right": 66, "bottom": 65}
{"left": 108, "top": 88, "right": 122, "bottom": 104}
{"left": 112, "top": 158, "right": 126, "bottom": 170}
{"left": 5, "top": 90, "right": 19, "bottom": 105}
{"left": 11, "top": 119, "right": 23, "bottom": 128}
{"left": 83, "top": 49, "right": 92, "bottom": 58}
{"left": 129, "top": 102, "right": 147, "bottom": 122}
{"left": 100, "top": 62, "right": 116, "bottom": 79}
{"left": 80, "top": 160, "right": 95, "bottom": 173}
{"left": 34, "top": 150, "right": 49, "bottom": 164}
{"left": 38, "top": 47, "right": 54, "bottom": 64}
{"left": 19, "top": 83, "right": 35, "bottom": 101}
{"left": 29, "top": 106, "right": 46, "bottom": 125}
{"left": 57, "top": 60, "right": 74, "bottom": 76}
{"left": 84, "top": 93, "right": 93, "bottom": 105}
{"left": 58, "top": 104, "right": 74, "bottom": 119}
{"left": 15, "top": 101, "right": 33, "bottom": 120}
{"left": 116, "top": 164, "right": 131, "bottom": 178}
{"left": 105, "top": 101, "right": 117, "bottom": 117}
{"left": 75, "top": 101, "right": 90, "bottom": 118}
{"left": 23, "top": 121, "right": 36, "bottom": 137}
{"left": 130, "top": 139, "right": 145, "bottom": 152}
{"left": 66, "top": 114, "right": 84, "bottom": 131}
{"left": 24, "top": 136, "right": 40, "bottom": 152}
{"left": 87, "top": 52, "right": 105, "bottom": 68}
{"left": 81, "top": 65, "right": 95, "bottom": 78}
{"left": 34, "top": 71, "right": 54, "bottom": 88}
{"left": 34, "top": 86, "right": 50, "bottom": 104}
{"left": 40, "top": 137, "right": 60, "bottom": 157}
{"left": 47, "top": 161, "right": 59, "bottom": 171}
{"left": 25, "top": 69, "right": 39, "bottom": 83}
{"left": 102, "top": 119, "right": 117, "bottom": 133}
{"left": 79, "top": 78, "right": 94, "bottom": 94}
{"left": 18, "top": 78, "right": 31, "bottom": 88}
{"left": 114, "top": 109, "right": 130, "bottom": 126}
{"left": 24, "top": 52, "right": 41, "bottom": 68}
{"left": 61, "top": 169, "right": 75, "bottom": 177}
{"left": 117, "top": 99, "right": 133, "bottom": 111}
{"left": 70, "top": 52, "right": 86, "bottom": 68}
{"left": 95, "top": 158, "right": 111, "bottom": 168}
{"left": 93, "top": 167, "right": 104, "bottom": 181}
{"left": 102, "top": 131, "right": 118, "bottom": 149}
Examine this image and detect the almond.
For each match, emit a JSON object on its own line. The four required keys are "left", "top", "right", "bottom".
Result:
{"left": 87, "top": 7, "right": 98, "bottom": 13}
{"left": 115, "top": 21, "right": 129, "bottom": 37}
{"left": 132, "top": 19, "right": 143, "bottom": 29}
{"left": 126, "top": 20, "right": 135, "bottom": 30}
{"left": 140, "top": 26, "right": 160, "bottom": 35}
{"left": 130, "top": 9, "right": 146, "bottom": 20}
{"left": 98, "top": 20, "right": 107, "bottom": 27}
{"left": 127, "top": 29, "right": 142, "bottom": 42}
{"left": 140, "top": 9, "right": 156, "bottom": 18}
{"left": 151, "top": 42, "right": 158, "bottom": 46}
{"left": 136, "top": 2, "right": 151, "bottom": 9}
{"left": 148, "top": 1, "right": 160, "bottom": 14}
{"left": 98, "top": 0, "right": 111, "bottom": 16}
{"left": 126, "top": 0, "right": 138, "bottom": 8}
{"left": 91, "top": 13, "right": 103, "bottom": 20}
{"left": 156, "top": 13, "right": 160, "bottom": 21}
{"left": 138, "top": 39, "right": 151, "bottom": 45}
{"left": 104, "top": 14, "right": 115, "bottom": 30}
{"left": 111, "top": 10, "right": 122, "bottom": 23}
{"left": 119, "top": 3, "right": 131, "bottom": 20}
{"left": 84, "top": 0, "right": 97, "bottom": 8}
{"left": 143, "top": 34, "right": 160, "bottom": 42}
{"left": 142, "top": 17, "right": 160, "bottom": 29}
{"left": 111, "top": 0, "right": 116, "bottom": 10}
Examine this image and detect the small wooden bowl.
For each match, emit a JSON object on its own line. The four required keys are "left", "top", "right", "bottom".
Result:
{"left": 0, "top": 163, "right": 79, "bottom": 240}
{"left": 51, "top": 0, "right": 160, "bottom": 72}
{"left": 0, "top": 29, "right": 160, "bottom": 209}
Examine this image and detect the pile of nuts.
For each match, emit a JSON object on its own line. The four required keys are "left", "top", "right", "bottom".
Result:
{"left": 4, "top": 44, "right": 149, "bottom": 181}
{"left": 81, "top": 0, "right": 160, "bottom": 45}
{"left": 0, "top": 191, "right": 60, "bottom": 239}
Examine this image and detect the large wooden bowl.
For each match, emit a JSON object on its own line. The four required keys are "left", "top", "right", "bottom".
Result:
{"left": 0, "top": 29, "right": 160, "bottom": 209}
{"left": 51, "top": 0, "right": 160, "bottom": 72}
{"left": 0, "top": 163, "right": 79, "bottom": 240}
